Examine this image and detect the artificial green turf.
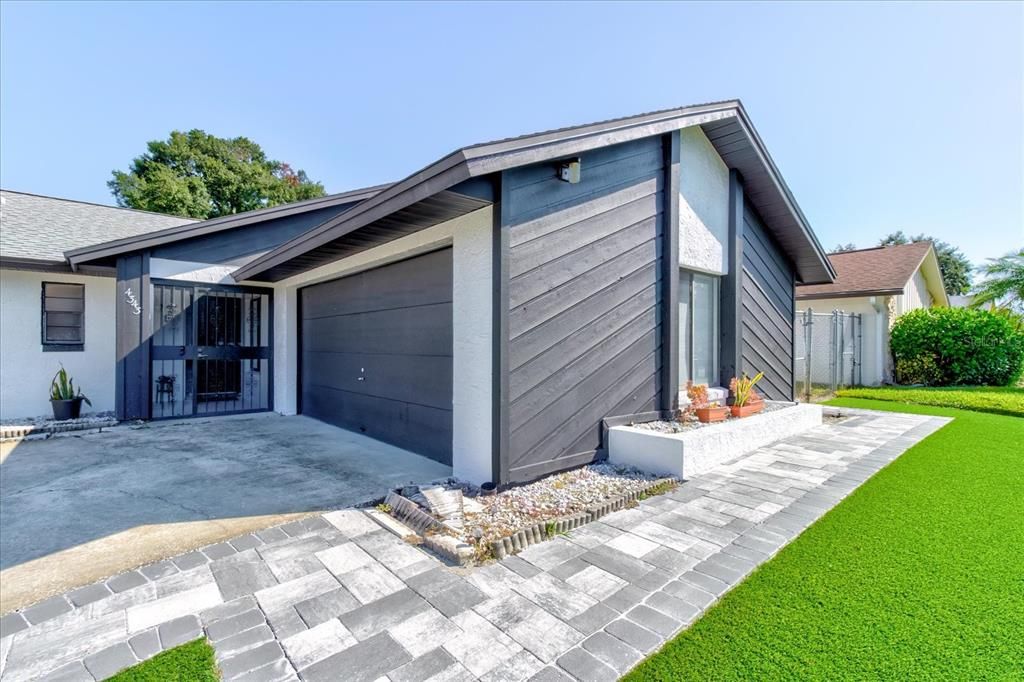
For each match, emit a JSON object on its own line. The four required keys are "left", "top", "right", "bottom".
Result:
{"left": 105, "top": 638, "right": 218, "bottom": 682}
{"left": 836, "top": 385, "right": 1024, "bottom": 417}
{"left": 625, "top": 398, "right": 1024, "bottom": 681}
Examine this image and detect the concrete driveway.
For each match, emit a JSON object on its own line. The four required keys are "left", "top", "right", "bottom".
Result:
{"left": 0, "top": 413, "right": 450, "bottom": 613}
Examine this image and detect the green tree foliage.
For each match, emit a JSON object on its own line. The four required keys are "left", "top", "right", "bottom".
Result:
{"left": 971, "top": 248, "right": 1024, "bottom": 314}
{"left": 890, "top": 307, "right": 1024, "bottom": 386}
{"left": 109, "top": 130, "right": 325, "bottom": 219}
{"left": 877, "top": 231, "right": 972, "bottom": 296}
{"left": 831, "top": 242, "right": 858, "bottom": 253}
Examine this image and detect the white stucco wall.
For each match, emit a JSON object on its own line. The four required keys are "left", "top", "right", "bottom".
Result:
{"left": 150, "top": 258, "right": 241, "bottom": 284}
{"left": 797, "top": 296, "right": 889, "bottom": 386}
{"left": 678, "top": 125, "right": 730, "bottom": 276}
{"left": 265, "top": 207, "right": 494, "bottom": 483}
{"left": 0, "top": 269, "right": 116, "bottom": 419}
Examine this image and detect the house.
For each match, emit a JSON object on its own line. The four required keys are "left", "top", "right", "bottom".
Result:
{"left": 796, "top": 241, "right": 949, "bottom": 386}
{"left": 0, "top": 191, "right": 195, "bottom": 418}
{"left": 9, "top": 100, "right": 835, "bottom": 485}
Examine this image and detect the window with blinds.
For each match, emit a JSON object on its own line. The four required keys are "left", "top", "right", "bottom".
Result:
{"left": 41, "top": 282, "right": 85, "bottom": 350}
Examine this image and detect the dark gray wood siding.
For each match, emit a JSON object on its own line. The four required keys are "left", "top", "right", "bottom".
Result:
{"left": 503, "top": 137, "right": 666, "bottom": 482}
{"left": 152, "top": 205, "right": 358, "bottom": 265}
{"left": 299, "top": 248, "right": 453, "bottom": 465}
{"left": 741, "top": 200, "right": 795, "bottom": 400}
{"left": 115, "top": 253, "right": 151, "bottom": 420}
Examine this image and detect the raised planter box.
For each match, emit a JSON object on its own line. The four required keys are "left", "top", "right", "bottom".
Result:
{"left": 608, "top": 402, "right": 823, "bottom": 479}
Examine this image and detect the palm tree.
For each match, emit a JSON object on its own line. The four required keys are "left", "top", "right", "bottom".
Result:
{"left": 971, "top": 248, "right": 1024, "bottom": 313}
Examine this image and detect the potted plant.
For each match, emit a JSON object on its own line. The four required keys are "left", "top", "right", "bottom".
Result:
{"left": 729, "top": 372, "right": 765, "bottom": 418}
{"left": 687, "top": 381, "right": 729, "bottom": 423}
{"left": 50, "top": 366, "right": 91, "bottom": 420}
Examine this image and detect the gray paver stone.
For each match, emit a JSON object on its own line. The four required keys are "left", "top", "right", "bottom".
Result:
{"left": 0, "top": 611, "right": 29, "bottom": 638}
{"left": 556, "top": 647, "right": 617, "bottom": 682}
{"left": 212, "top": 558, "right": 278, "bottom": 600}
{"left": 128, "top": 628, "right": 162, "bottom": 660}
{"left": 662, "top": 579, "right": 716, "bottom": 609}
{"left": 67, "top": 582, "right": 113, "bottom": 608}
{"left": 602, "top": 584, "right": 648, "bottom": 613}
{"left": 340, "top": 588, "right": 430, "bottom": 640}
{"left": 106, "top": 570, "right": 148, "bottom": 593}
{"left": 388, "top": 647, "right": 456, "bottom": 682}
{"left": 215, "top": 623, "right": 276, "bottom": 659}
{"left": 679, "top": 569, "right": 729, "bottom": 597}
{"left": 22, "top": 594, "right": 72, "bottom": 625}
{"left": 604, "top": 618, "right": 661, "bottom": 654}
{"left": 625, "top": 604, "right": 680, "bottom": 637}
{"left": 202, "top": 542, "right": 238, "bottom": 560}
{"left": 529, "top": 667, "right": 575, "bottom": 681}
{"left": 646, "top": 591, "right": 701, "bottom": 623}
{"left": 301, "top": 631, "right": 411, "bottom": 682}
{"left": 206, "top": 608, "right": 266, "bottom": 642}
{"left": 229, "top": 533, "right": 264, "bottom": 552}
{"left": 139, "top": 560, "right": 179, "bottom": 581}
{"left": 294, "top": 587, "right": 361, "bottom": 627}
{"left": 568, "top": 602, "right": 619, "bottom": 635}
{"left": 172, "top": 551, "right": 209, "bottom": 571}
{"left": 265, "top": 607, "right": 308, "bottom": 639}
{"left": 501, "top": 555, "right": 543, "bottom": 579}
{"left": 219, "top": 640, "right": 285, "bottom": 679}
{"left": 256, "top": 527, "right": 290, "bottom": 544}
{"left": 201, "top": 596, "right": 259, "bottom": 625}
{"left": 242, "top": 658, "right": 299, "bottom": 682}
{"left": 582, "top": 631, "right": 643, "bottom": 674}
{"left": 83, "top": 642, "right": 137, "bottom": 680}
{"left": 42, "top": 661, "right": 94, "bottom": 681}
{"left": 158, "top": 614, "right": 202, "bottom": 649}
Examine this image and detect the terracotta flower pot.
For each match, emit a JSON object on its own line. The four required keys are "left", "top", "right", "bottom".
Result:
{"left": 696, "top": 406, "right": 729, "bottom": 423}
{"left": 730, "top": 402, "right": 763, "bottom": 418}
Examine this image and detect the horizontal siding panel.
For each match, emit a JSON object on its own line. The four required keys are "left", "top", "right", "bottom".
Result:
{"left": 503, "top": 135, "right": 665, "bottom": 481}
{"left": 510, "top": 308, "right": 659, "bottom": 430}
{"left": 509, "top": 238, "right": 658, "bottom": 339}
{"left": 509, "top": 192, "right": 659, "bottom": 280}
{"left": 510, "top": 347, "right": 662, "bottom": 468}
{"left": 509, "top": 178, "right": 660, "bottom": 248}
{"left": 510, "top": 285, "right": 658, "bottom": 399}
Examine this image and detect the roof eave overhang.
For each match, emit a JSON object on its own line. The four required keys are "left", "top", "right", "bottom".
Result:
{"left": 64, "top": 184, "right": 390, "bottom": 270}
{"left": 232, "top": 101, "right": 835, "bottom": 283}
{"left": 796, "top": 288, "right": 904, "bottom": 301}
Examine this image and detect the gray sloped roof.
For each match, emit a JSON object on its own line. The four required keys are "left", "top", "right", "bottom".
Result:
{"left": 0, "top": 190, "right": 195, "bottom": 265}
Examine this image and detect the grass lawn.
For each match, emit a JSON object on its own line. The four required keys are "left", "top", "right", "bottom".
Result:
{"left": 105, "top": 638, "right": 218, "bottom": 681}
{"left": 836, "top": 385, "right": 1024, "bottom": 417}
{"left": 625, "top": 397, "right": 1024, "bottom": 681}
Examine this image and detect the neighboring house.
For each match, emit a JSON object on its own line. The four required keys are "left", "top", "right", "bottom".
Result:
{"left": 796, "top": 241, "right": 949, "bottom": 386}
{"left": 13, "top": 100, "right": 835, "bottom": 486}
{"left": 0, "top": 191, "right": 195, "bottom": 418}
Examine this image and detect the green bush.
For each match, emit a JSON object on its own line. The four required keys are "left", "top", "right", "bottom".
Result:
{"left": 890, "top": 307, "right": 1024, "bottom": 386}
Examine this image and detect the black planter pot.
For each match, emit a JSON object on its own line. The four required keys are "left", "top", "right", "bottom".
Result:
{"left": 51, "top": 397, "right": 83, "bottom": 421}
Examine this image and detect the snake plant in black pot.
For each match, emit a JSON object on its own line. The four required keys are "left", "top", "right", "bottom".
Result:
{"left": 50, "top": 365, "right": 91, "bottom": 420}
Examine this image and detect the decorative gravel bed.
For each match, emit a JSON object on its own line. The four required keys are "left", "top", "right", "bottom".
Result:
{"left": 632, "top": 401, "right": 791, "bottom": 434}
{"left": 385, "top": 463, "right": 677, "bottom": 563}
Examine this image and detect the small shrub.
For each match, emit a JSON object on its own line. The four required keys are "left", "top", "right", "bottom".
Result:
{"left": 376, "top": 502, "right": 392, "bottom": 514}
{"left": 890, "top": 308, "right": 1024, "bottom": 386}
{"left": 545, "top": 521, "right": 558, "bottom": 537}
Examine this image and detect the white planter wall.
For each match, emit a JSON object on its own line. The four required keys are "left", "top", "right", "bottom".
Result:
{"left": 608, "top": 403, "right": 823, "bottom": 479}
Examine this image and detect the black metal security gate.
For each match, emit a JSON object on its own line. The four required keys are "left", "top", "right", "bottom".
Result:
{"left": 150, "top": 281, "right": 273, "bottom": 419}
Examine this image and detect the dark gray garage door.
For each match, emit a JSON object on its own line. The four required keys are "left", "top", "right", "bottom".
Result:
{"left": 299, "top": 248, "right": 453, "bottom": 464}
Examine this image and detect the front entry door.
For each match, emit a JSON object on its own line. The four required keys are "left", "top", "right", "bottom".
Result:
{"left": 150, "top": 281, "right": 272, "bottom": 419}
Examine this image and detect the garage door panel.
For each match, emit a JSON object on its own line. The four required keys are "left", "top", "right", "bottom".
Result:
{"left": 301, "top": 385, "right": 452, "bottom": 464}
{"left": 300, "top": 249, "right": 453, "bottom": 319}
{"left": 299, "top": 248, "right": 453, "bottom": 465}
{"left": 302, "top": 352, "right": 452, "bottom": 411}
{"left": 301, "top": 304, "right": 453, "bottom": 357}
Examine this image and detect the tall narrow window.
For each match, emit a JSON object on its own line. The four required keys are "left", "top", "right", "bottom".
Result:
{"left": 678, "top": 270, "right": 719, "bottom": 386}
{"left": 41, "top": 282, "right": 85, "bottom": 351}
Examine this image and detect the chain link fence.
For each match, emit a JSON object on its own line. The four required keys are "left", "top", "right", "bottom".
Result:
{"left": 794, "top": 309, "right": 863, "bottom": 402}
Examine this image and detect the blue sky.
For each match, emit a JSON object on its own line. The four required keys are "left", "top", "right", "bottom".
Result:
{"left": 1, "top": 1, "right": 1021, "bottom": 267}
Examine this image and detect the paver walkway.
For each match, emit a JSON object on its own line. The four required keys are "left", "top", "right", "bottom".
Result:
{"left": 0, "top": 409, "right": 948, "bottom": 682}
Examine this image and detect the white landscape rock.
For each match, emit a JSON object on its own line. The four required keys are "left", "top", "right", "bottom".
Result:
{"left": 609, "top": 402, "right": 823, "bottom": 479}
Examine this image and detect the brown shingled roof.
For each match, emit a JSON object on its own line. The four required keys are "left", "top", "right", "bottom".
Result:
{"left": 796, "top": 241, "right": 933, "bottom": 299}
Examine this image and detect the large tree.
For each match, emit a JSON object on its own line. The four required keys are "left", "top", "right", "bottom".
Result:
{"left": 109, "top": 130, "right": 325, "bottom": 219}
{"left": 971, "top": 248, "right": 1024, "bottom": 313}
{"left": 831, "top": 242, "right": 858, "bottom": 253}
{"left": 877, "top": 231, "right": 972, "bottom": 296}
